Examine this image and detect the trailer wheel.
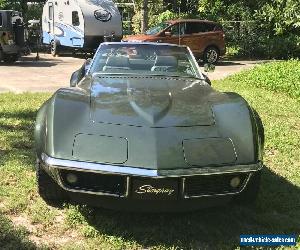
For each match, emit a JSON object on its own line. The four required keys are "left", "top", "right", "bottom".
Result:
{"left": 51, "top": 40, "right": 60, "bottom": 57}
{"left": 3, "top": 54, "right": 18, "bottom": 63}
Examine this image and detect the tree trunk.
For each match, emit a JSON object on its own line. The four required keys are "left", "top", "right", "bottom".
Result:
{"left": 141, "top": 0, "right": 148, "bottom": 33}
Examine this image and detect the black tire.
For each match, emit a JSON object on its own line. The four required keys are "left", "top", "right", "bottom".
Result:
{"left": 253, "top": 109, "right": 265, "bottom": 148}
{"left": 50, "top": 40, "right": 60, "bottom": 57}
{"left": 3, "top": 53, "right": 18, "bottom": 63}
{"left": 36, "top": 161, "right": 67, "bottom": 205}
{"left": 234, "top": 171, "right": 261, "bottom": 205}
{"left": 203, "top": 46, "right": 220, "bottom": 64}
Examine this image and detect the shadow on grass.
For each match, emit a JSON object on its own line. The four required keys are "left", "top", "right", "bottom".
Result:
{"left": 198, "top": 60, "right": 245, "bottom": 67}
{"left": 0, "top": 213, "right": 37, "bottom": 250}
{"left": 0, "top": 110, "right": 37, "bottom": 169}
{"left": 79, "top": 167, "right": 299, "bottom": 249}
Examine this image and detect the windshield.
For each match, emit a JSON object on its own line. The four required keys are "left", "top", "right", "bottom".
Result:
{"left": 145, "top": 22, "right": 170, "bottom": 35}
{"left": 89, "top": 43, "right": 201, "bottom": 79}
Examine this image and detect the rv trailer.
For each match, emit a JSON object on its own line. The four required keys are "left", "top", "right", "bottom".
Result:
{"left": 0, "top": 10, "right": 26, "bottom": 63}
{"left": 42, "top": 0, "right": 122, "bottom": 56}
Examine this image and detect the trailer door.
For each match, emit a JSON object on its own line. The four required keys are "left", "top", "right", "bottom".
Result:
{"left": 48, "top": 2, "right": 54, "bottom": 34}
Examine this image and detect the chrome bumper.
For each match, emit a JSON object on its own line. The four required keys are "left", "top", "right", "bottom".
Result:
{"left": 41, "top": 153, "right": 263, "bottom": 198}
{"left": 42, "top": 153, "right": 263, "bottom": 178}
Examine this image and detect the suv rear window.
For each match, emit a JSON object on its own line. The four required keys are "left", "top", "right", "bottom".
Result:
{"left": 185, "top": 22, "right": 219, "bottom": 34}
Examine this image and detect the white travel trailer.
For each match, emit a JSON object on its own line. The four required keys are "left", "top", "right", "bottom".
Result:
{"left": 42, "top": 0, "right": 122, "bottom": 56}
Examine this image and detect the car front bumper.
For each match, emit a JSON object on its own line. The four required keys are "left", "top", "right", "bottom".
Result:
{"left": 40, "top": 153, "right": 263, "bottom": 210}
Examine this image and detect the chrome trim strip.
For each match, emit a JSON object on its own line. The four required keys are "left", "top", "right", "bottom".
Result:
{"left": 181, "top": 177, "right": 186, "bottom": 198}
{"left": 125, "top": 176, "right": 130, "bottom": 197}
{"left": 183, "top": 173, "right": 253, "bottom": 198}
{"left": 42, "top": 153, "right": 263, "bottom": 178}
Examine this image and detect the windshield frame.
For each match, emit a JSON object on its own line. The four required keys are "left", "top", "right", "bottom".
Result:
{"left": 88, "top": 42, "right": 205, "bottom": 80}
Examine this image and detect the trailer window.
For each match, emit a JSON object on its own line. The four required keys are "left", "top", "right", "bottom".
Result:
{"left": 72, "top": 11, "right": 80, "bottom": 26}
{"left": 49, "top": 5, "right": 53, "bottom": 20}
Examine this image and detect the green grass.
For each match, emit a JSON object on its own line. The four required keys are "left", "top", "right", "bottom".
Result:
{"left": 0, "top": 63, "right": 299, "bottom": 249}
{"left": 227, "top": 59, "right": 300, "bottom": 101}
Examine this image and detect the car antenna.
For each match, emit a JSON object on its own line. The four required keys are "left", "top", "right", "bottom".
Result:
{"left": 178, "top": 6, "right": 181, "bottom": 45}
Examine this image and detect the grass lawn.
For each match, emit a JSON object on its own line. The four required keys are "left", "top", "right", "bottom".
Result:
{"left": 0, "top": 67, "right": 299, "bottom": 249}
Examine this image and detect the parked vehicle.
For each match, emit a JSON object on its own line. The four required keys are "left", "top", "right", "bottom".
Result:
{"left": 124, "top": 19, "right": 226, "bottom": 64}
{"left": 42, "top": 0, "right": 123, "bottom": 56}
{"left": 35, "top": 42, "right": 264, "bottom": 212}
{"left": 0, "top": 10, "right": 26, "bottom": 63}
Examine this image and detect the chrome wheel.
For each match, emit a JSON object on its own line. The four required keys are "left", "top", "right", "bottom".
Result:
{"left": 204, "top": 47, "right": 219, "bottom": 63}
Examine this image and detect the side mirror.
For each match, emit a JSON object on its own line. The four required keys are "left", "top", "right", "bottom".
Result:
{"left": 204, "top": 63, "right": 215, "bottom": 73}
{"left": 164, "top": 31, "right": 172, "bottom": 37}
{"left": 70, "top": 70, "right": 81, "bottom": 87}
{"left": 70, "top": 59, "right": 92, "bottom": 87}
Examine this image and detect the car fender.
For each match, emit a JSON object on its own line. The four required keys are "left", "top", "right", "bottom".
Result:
{"left": 212, "top": 92, "right": 263, "bottom": 164}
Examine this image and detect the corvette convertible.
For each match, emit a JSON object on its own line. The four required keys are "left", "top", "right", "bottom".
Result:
{"left": 35, "top": 42, "right": 264, "bottom": 211}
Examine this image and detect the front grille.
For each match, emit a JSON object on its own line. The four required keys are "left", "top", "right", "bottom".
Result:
{"left": 185, "top": 173, "right": 249, "bottom": 197}
{"left": 59, "top": 169, "right": 127, "bottom": 196}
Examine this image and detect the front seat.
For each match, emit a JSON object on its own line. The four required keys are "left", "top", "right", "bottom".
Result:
{"left": 151, "top": 56, "right": 178, "bottom": 72}
{"left": 103, "top": 55, "right": 130, "bottom": 72}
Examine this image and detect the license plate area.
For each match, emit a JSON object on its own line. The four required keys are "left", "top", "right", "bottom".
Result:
{"left": 131, "top": 177, "right": 179, "bottom": 200}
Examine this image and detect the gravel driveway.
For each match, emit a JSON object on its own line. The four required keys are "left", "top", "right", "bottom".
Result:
{"left": 0, "top": 53, "right": 262, "bottom": 93}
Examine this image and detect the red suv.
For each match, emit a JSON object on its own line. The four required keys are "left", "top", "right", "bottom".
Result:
{"left": 124, "top": 19, "right": 226, "bottom": 64}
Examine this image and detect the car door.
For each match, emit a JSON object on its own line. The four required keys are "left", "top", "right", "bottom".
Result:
{"left": 157, "top": 22, "right": 185, "bottom": 45}
{"left": 180, "top": 22, "right": 216, "bottom": 57}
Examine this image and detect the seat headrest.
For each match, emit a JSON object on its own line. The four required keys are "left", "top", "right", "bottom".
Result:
{"left": 154, "top": 56, "right": 178, "bottom": 67}
{"left": 105, "top": 56, "right": 129, "bottom": 68}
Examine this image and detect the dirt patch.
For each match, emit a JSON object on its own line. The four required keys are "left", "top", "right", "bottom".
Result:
{"left": 3, "top": 207, "right": 84, "bottom": 248}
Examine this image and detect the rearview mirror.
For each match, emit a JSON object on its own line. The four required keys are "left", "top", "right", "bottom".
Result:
{"left": 204, "top": 63, "right": 215, "bottom": 73}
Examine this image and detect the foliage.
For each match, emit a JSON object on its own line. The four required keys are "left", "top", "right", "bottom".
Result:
{"left": 222, "top": 21, "right": 300, "bottom": 59}
{"left": 132, "top": 9, "right": 195, "bottom": 34}
{"left": 227, "top": 60, "right": 300, "bottom": 101}
{"left": 149, "top": 10, "right": 193, "bottom": 28}
{"left": 198, "top": 0, "right": 300, "bottom": 59}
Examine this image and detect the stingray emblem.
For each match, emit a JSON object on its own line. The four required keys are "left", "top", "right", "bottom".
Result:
{"left": 135, "top": 185, "right": 175, "bottom": 196}
{"left": 128, "top": 87, "right": 172, "bottom": 124}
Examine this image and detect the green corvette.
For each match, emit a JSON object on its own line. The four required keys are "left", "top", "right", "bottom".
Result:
{"left": 35, "top": 42, "right": 264, "bottom": 211}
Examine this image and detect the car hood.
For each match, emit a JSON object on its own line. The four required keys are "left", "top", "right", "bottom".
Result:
{"left": 90, "top": 75, "right": 216, "bottom": 127}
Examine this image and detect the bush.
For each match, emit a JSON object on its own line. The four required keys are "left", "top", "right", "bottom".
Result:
{"left": 226, "top": 60, "right": 300, "bottom": 100}
{"left": 222, "top": 21, "right": 300, "bottom": 59}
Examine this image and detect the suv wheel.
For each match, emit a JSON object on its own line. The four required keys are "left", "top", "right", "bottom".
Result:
{"left": 36, "top": 161, "right": 67, "bottom": 205}
{"left": 203, "top": 47, "right": 219, "bottom": 64}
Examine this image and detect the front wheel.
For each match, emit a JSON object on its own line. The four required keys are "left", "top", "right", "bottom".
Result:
{"left": 36, "top": 161, "right": 67, "bottom": 205}
{"left": 203, "top": 47, "right": 219, "bottom": 64}
{"left": 234, "top": 171, "right": 261, "bottom": 205}
{"left": 3, "top": 53, "right": 19, "bottom": 63}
